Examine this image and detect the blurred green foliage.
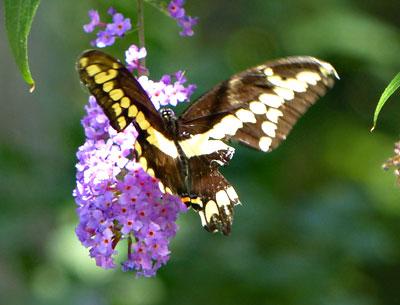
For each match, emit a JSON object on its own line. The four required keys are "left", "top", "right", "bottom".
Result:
{"left": 1, "top": 1, "right": 400, "bottom": 305}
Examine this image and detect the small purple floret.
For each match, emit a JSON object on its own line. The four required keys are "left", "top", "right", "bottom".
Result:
{"left": 83, "top": 8, "right": 131, "bottom": 47}
{"left": 83, "top": 10, "right": 100, "bottom": 33}
{"left": 168, "top": 1, "right": 185, "bottom": 19}
{"left": 107, "top": 13, "right": 132, "bottom": 37}
{"left": 94, "top": 29, "right": 116, "bottom": 48}
{"left": 107, "top": 7, "right": 117, "bottom": 16}
{"left": 178, "top": 16, "right": 198, "bottom": 37}
{"left": 167, "top": 0, "right": 198, "bottom": 37}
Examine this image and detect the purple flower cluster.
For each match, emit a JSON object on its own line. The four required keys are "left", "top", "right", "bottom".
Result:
{"left": 125, "top": 44, "right": 196, "bottom": 109}
{"left": 78, "top": 3, "right": 198, "bottom": 276}
{"left": 168, "top": 0, "right": 198, "bottom": 36}
{"left": 74, "top": 97, "right": 187, "bottom": 277}
{"left": 383, "top": 141, "right": 400, "bottom": 184}
{"left": 138, "top": 72, "right": 196, "bottom": 109}
{"left": 83, "top": 8, "right": 131, "bottom": 48}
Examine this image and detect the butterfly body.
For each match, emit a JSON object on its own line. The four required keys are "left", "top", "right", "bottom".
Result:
{"left": 136, "top": 105, "right": 237, "bottom": 234}
{"left": 77, "top": 50, "right": 338, "bottom": 235}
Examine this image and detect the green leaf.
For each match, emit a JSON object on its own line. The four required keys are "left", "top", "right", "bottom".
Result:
{"left": 371, "top": 72, "right": 400, "bottom": 131}
{"left": 4, "top": 0, "right": 40, "bottom": 91}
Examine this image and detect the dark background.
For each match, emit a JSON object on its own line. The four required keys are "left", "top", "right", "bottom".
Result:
{"left": 1, "top": 1, "right": 400, "bottom": 304}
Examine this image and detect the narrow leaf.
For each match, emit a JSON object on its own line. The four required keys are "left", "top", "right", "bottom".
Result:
{"left": 4, "top": 0, "right": 40, "bottom": 91}
{"left": 371, "top": 72, "right": 400, "bottom": 131}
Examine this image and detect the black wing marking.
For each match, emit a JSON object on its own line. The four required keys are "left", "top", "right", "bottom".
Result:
{"left": 77, "top": 50, "right": 164, "bottom": 132}
{"left": 178, "top": 56, "right": 338, "bottom": 152}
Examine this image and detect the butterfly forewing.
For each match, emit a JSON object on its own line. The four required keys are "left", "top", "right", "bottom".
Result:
{"left": 77, "top": 50, "right": 185, "bottom": 212}
{"left": 77, "top": 50, "right": 164, "bottom": 132}
{"left": 178, "top": 56, "right": 338, "bottom": 152}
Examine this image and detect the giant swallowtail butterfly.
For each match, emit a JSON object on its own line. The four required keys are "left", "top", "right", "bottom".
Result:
{"left": 77, "top": 50, "right": 338, "bottom": 235}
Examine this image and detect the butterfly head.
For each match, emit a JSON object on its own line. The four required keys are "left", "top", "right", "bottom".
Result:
{"left": 160, "top": 108, "right": 176, "bottom": 120}
{"left": 160, "top": 108, "right": 177, "bottom": 132}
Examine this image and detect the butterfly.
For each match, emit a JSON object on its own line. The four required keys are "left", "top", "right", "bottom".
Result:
{"left": 77, "top": 50, "right": 338, "bottom": 235}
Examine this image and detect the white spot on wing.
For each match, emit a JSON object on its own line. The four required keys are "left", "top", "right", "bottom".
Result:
{"left": 273, "top": 87, "right": 295, "bottom": 100}
{"left": 209, "top": 114, "right": 243, "bottom": 138}
{"left": 268, "top": 75, "right": 308, "bottom": 92}
{"left": 235, "top": 109, "right": 257, "bottom": 123}
{"left": 249, "top": 101, "right": 267, "bottom": 114}
{"left": 261, "top": 121, "right": 277, "bottom": 137}
{"left": 221, "top": 115, "right": 243, "bottom": 132}
{"left": 259, "top": 136, "right": 272, "bottom": 152}
{"left": 208, "top": 123, "right": 226, "bottom": 139}
{"left": 266, "top": 108, "right": 283, "bottom": 123}
{"left": 264, "top": 67, "right": 274, "bottom": 76}
{"left": 296, "top": 71, "right": 321, "bottom": 86}
{"left": 199, "top": 210, "right": 208, "bottom": 227}
{"left": 226, "top": 186, "right": 239, "bottom": 202}
{"left": 205, "top": 200, "right": 219, "bottom": 222}
{"left": 216, "top": 190, "right": 230, "bottom": 207}
{"left": 259, "top": 93, "right": 284, "bottom": 108}
{"left": 285, "top": 78, "right": 308, "bottom": 92}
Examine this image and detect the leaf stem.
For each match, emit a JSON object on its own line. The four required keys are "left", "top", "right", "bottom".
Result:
{"left": 137, "top": 0, "right": 147, "bottom": 76}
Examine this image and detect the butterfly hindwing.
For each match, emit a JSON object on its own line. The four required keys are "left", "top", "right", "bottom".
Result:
{"left": 178, "top": 56, "right": 338, "bottom": 152}
{"left": 187, "top": 154, "right": 239, "bottom": 235}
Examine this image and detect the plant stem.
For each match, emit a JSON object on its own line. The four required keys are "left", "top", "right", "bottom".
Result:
{"left": 127, "top": 236, "right": 132, "bottom": 258}
{"left": 137, "top": 0, "right": 147, "bottom": 76}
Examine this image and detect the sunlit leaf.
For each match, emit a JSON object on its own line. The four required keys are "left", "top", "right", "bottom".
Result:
{"left": 4, "top": 0, "right": 40, "bottom": 91}
{"left": 371, "top": 72, "right": 400, "bottom": 131}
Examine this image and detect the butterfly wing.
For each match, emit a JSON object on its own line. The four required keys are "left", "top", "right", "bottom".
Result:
{"left": 176, "top": 57, "right": 338, "bottom": 234}
{"left": 178, "top": 56, "right": 338, "bottom": 152}
{"left": 187, "top": 153, "right": 239, "bottom": 235}
{"left": 77, "top": 50, "right": 188, "bottom": 200}
{"left": 77, "top": 50, "right": 164, "bottom": 132}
